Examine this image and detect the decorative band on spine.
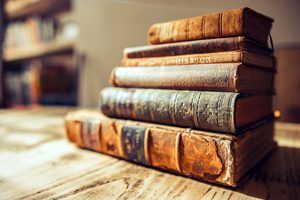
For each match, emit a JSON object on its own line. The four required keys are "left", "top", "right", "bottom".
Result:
{"left": 174, "top": 132, "right": 182, "bottom": 173}
{"left": 149, "top": 90, "right": 156, "bottom": 122}
{"left": 116, "top": 122, "right": 124, "bottom": 157}
{"left": 97, "top": 123, "right": 102, "bottom": 151}
{"left": 195, "top": 92, "right": 202, "bottom": 129}
{"left": 65, "top": 121, "right": 75, "bottom": 143}
{"left": 185, "top": 19, "right": 190, "bottom": 40}
{"left": 191, "top": 92, "right": 200, "bottom": 128}
{"left": 169, "top": 91, "right": 178, "bottom": 125}
{"left": 78, "top": 121, "right": 85, "bottom": 148}
{"left": 144, "top": 129, "right": 151, "bottom": 165}
{"left": 216, "top": 93, "right": 225, "bottom": 131}
{"left": 115, "top": 90, "right": 123, "bottom": 117}
{"left": 228, "top": 93, "right": 237, "bottom": 133}
{"left": 201, "top": 16, "right": 206, "bottom": 38}
{"left": 218, "top": 13, "right": 223, "bottom": 36}
{"left": 157, "top": 24, "right": 162, "bottom": 44}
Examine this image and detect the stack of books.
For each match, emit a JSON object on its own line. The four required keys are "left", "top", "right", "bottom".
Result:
{"left": 65, "top": 7, "right": 276, "bottom": 187}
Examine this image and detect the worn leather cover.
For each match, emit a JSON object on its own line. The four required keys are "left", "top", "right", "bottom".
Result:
{"left": 148, "top": 7, "right": 273, "bottom": 46}
{"left": 121, "top": 51, "right": 274, "bottom": 69}
{"left": 100, "top": 87, "right": 240, "bottom": 133}
{"left": 124, "top": 36, "right": 272, "bottom": 58}
{"left": 110, "top": 63, "right": 274, "bottom": 94}
{"left": 64, "top": 110, "right": 275, "bottom": 187}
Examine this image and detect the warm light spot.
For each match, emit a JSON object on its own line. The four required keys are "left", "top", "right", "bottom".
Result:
{"left": 274, "top": 110, "right": 281, "bottom": 118}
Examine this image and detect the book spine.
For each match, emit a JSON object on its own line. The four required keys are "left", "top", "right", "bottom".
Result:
{"left": 100, "top": 88, "right": 238, "bottom": 133}
{"left": 148, "top": 8, "right": 244, "bottom": 44}
{"left": 65, "top": 111, "right": 236, "bottom": 186}
{"left": 110, "top": 64, "right": 238, "bottom": 92}
{"left": 121, "top": 51, "right": 242, "bottom": 66}
{"left": 124, "top": 37, "right": 245, "bottom": 58}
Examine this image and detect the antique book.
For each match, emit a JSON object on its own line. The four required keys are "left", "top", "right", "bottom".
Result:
{"left": 65, "top": 110, "right": 276, "bottom": 187}
{"left": 148, "top": 7, "right": 273, "bottom": 47}
{"left": 100, "top": 87, "right": 273, "bottom": 133}
{"left": 121, "top": 51, "right": 274, "bottom": 69}
{"left": 124, "top": 36, "right": 272, "bottom": 58}
{"left": 110, "top": 63, "right": 274, "bottom": 94}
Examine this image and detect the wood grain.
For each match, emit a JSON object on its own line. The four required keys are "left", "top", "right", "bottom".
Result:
{"left": 0, "top": 107, "right": 299, "bottom": 200}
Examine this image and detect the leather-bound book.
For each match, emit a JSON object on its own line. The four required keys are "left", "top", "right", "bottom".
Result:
{"left": 124, "top": 37, "right": 272, "bottom": 58}
{"left": 148, "top": 7, "right": 273, "bottom": 47}
{"left": 121, "top": 51, "right": 274, "bottom": 69}
{"left": 100, "top": 87, "right": 273, "bottom": 134}
{"left": 65, "top": 110, "right": 276, "bottom": 187}
{"left": 110, "top": 63, "right": 274, "bottom": 94}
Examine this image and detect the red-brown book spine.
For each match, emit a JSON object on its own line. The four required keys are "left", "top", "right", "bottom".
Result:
{"left": 110, "top": 63, "right": 274, "bottom": 94}
{"left": 65, "top": 110, "right": 275, "bottom": 187}
{"left": 148, "top": 7, "right": 273, "bottom": 46}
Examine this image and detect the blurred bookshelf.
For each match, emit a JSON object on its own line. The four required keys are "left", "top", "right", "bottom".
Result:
{"left": 3, "top": 41, "right": 74, "bottom": 62}
{"left": 1, "top": 0, "right": 80, "bottom": 108}
{"left": 5, "top": 0, "right": 71, "bottom": 20}
{"left": 0, "top": 1, "right": 4, "bottom": 107}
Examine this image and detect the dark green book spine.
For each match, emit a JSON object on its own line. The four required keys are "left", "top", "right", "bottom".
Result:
{"left": 100, "top": 87, "right": 239, "bottom": 133}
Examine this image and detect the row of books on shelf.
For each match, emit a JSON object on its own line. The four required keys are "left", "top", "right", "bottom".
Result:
{"left": 1, "top": 0, "right": 77, "bottom": 108}
{"left": 4, "top": 61, "right": 76, "bottom": 107}
{"left": 66, "top": 7, "right": 276, "bottom": 187}
{"left": 4, "top": 64, "right": 40, "bottom": 107}
{"left": 4, "top": 17, "right": 55, "bottom": 50}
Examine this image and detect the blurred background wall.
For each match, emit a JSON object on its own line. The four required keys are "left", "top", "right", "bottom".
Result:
{"left": 74, "top": 0, "right": 300, "bottom": 122}
{"left": 3, "top": 0, "right": 298, "bottom": 122}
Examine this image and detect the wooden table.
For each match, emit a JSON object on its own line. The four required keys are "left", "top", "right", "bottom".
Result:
{"left": 0, "top": 107, "right": 299, "bottom": 200}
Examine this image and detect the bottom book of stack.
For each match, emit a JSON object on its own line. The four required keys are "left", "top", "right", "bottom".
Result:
{"left": 65, "top": 110, "right": 276, "bottom": 187}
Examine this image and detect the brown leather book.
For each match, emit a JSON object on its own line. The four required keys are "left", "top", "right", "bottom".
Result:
{"left": 121, "top": 51, "right": 274, "bottom": 69}
{"left": 100, "top": 87, "right": 273, "bottom": 134}
{"left": 124, "top": 37, "right": 272, "bottom": 58}
{"left": 110, "top": 63, "right": 274, "bottom": 94}
{"left": 148, "top": 7, "right": 273, "bottom": 47}
{"left": 65, "top": 110, "right": 276, "bottom": 187}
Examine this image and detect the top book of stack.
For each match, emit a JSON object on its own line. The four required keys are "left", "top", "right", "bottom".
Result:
{"left": 148, "top": 7, "right": 273, "bottom": 47}
{"left": 114, "top": 7, "right": 275, "bottom": 94}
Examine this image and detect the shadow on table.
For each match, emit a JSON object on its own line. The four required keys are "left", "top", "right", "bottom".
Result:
{"left": 234, "top": 146, "right": 300, "bottom": 199}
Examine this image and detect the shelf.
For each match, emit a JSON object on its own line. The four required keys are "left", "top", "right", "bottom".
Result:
{"left": 3, "top": 41, "right": 75, "bottom": 62}
{"left": 5, "top": 0, "right": 71, "bottom": 20}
